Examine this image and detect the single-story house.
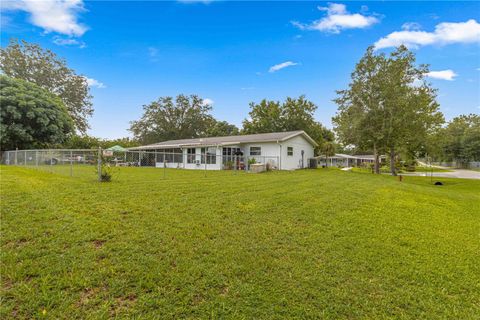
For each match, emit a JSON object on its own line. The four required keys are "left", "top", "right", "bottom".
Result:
{"left": 315, "top": 153, "right": 386, "bottom": 167}
{"left": 129, "top": 130, "right": 317, "bottom": 170}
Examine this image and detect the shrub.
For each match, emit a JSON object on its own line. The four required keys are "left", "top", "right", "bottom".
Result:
{"left": 225, "top": 160, "right": 234, "bottom": 170}
{"left": 96, "top": 155, "right": 119, "bottom": 182}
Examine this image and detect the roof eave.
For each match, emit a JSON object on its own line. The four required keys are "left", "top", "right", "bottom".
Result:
{"left": 281, "top": 131, "right": 318, "bottom": 147}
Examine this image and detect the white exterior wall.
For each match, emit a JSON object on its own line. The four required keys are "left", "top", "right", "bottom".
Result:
{"left": 152, "top": 134, "right": 315, "bottom": 171}
{"left": 278, "top": 135, "right": 315, "bottom": 170}
{"left": 243, "top": 142, "right": 281, "bottom": 169}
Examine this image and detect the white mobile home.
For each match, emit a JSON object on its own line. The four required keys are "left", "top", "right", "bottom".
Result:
{"left": 315, "top": 153, "right": 386, "bottom": 167}
{"left": 129, "top": 130, "right": 317, "bottom": 170}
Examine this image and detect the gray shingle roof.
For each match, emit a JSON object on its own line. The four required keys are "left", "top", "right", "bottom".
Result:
{"left": 130, "top": 130, "right": 317, "bottom": 150}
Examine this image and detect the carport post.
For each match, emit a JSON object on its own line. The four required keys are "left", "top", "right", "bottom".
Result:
{"left": 204, "top": 152, "right": 207, "bottom": 177}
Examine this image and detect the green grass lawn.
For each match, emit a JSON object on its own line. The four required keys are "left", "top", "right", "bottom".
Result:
{"left": 414, "top": 166, "right": 453, "bottom": 173}
{"left": 351, "top": 166, "right": 453, "bottom": 174}
{"left": 1, "top": 166, "right": 479, "bottom": 319}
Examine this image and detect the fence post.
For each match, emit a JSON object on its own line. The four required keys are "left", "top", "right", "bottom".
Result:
{"left": 24, "top": 150, "right": 27, "bottom": 166}
{"left": 35, "top": 150, "right": 38, "bottom": 167}
{"left": 70, "top": 150, "right": 73, "bottom": 177}
{"left": 234, "top": 155, "right": 237, "bottom": 175}
{"left": 15, "top": 148, "right": 18, "bottom": 165}
{"left": 98, "top": 147, "right": 102, "bottom": 182}
{"left": 204, "top": 151, "right": 207, "bottom": 177}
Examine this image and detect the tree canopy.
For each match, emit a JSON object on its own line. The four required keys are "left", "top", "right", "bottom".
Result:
{"left": 59, "top": 135, "right": 140, "bottom": 150}
{"left": 242, "top": 96, "right": 334, "bottom": 152}
{"left": 130, "top": 94, "right": 237, "bottom": 144}
{"left": 0, "top": 39, "right": 93, "bottom": 133}
{"left": 435, "top": 114, "right": 480, "bottom": 164}
{"left": 333, "top": 46, "right": 444, "bottom": 175}
{"left": 205, "top": 120, "right": 239, "bottom": 137}
{"left": 0, "top": 75, "right": 74, "bottom": 150}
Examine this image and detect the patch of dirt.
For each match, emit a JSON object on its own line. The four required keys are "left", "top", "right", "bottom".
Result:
{"left": 110, "top": 294, "right": 137, "bottom": 316}
{"left": 191, "top": 293, "right": 204, "bottom": 305}
{"left": 92, "top": 240, "right": 106, "bottom": 249}
{"left": 77, "top": 287, "right": 100, "bottom": 307}
{"left": 219, "top": 285, "right": 229, "bottom": 296}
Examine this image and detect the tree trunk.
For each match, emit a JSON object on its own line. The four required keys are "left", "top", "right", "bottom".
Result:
{"left": 374, "top": 144, "right": 380, "bottom": 174}
{"left": 390, "top": 147, "right": 396, "bottom": 176}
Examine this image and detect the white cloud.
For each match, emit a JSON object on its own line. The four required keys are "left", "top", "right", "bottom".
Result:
{"left": 269, "top": 61, "right": 298, "bottom": 73}
{"left": 426, "top": 70, "right": 457, "bottom": 81}
{"left": 292, "top": 3, "right": 379, "bottom": 34}
{"left": 53, "top": 36, "right": 85, "bottom": 48}
{"left": 375, "top": 19, "right": 480, "bottom": 49}
{"left": 203, "top": 98, "right": 214, "bottom": 106}
{"left": 402, "top": 22, "right": 422, "bottom": 31}
{"left": 2, "top": 0, "right": 87, "bottom": 36}
{"left": 85, "top": 77, "right": 106, "bottom": 89}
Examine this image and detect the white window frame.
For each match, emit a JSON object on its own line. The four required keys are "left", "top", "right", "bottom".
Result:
{"left": 287, "top": 146, "right": 293, "bottom": 156}
{"left": 249, "top": 146, "right": 261, "bottom": 156}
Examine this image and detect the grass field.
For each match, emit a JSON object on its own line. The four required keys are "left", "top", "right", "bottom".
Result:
{"left": 1, "top": 165, "right": 479, "bottom": 319}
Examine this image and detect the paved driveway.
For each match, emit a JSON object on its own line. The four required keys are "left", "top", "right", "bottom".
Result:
{"left": 401, "top": 169, "right": 480, "bottom": 180}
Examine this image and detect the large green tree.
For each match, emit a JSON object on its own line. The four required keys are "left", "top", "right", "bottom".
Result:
{"left": 333, "top": 46, "right": 444, "bottom": 175}
{"left": 130, "top": 95, "right": 215, "bottom": 144}
{"left": 439, "top": 114, "right": 480, "bottom": 165}
{"left": 0, "top": 39, "right": 93, "bottom": 133}
{"left": 59, "top": 135, "right": 140, "bottom": 149}
{"left": 205, "top": 120, "right": 239, "bottom": 137}
{"left": 333, "top": 47, "right": 386, "bottom": 173}
{"left": 242, "top": 96, "right": 333, "bottom": 152}
{"left": 0, "top": 75, "right": 74, "bottom": 150}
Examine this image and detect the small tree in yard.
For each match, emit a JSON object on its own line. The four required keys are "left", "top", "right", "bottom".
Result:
{"left": 0, "top": 75, "right": 74, "bottom": 150}
{"left": 96, "top": 154, "right": 119, "bottom": 182}
{"left": 322, "top": 141, "right": 336, "bottom": 167}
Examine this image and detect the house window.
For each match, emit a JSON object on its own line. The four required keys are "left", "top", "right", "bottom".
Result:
{"left": 287, "top": 147, "right": 293, "bottom": 156}
{"left": 187, "top": 148, "right": 196, "bottom": 164}
{"left": 201, "top": 147, "right": 216, "bottom": 164}
{"left": 222, "top": 147, "right": 241, "bottom": 164}
{"left": 161, "top": 148, "right": 182, "bottom": 163}
{"left": 250, "top": 146, "right": 261, "bottom": 156}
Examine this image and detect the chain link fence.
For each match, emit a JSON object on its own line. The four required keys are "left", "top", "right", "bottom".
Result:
{"left": 1, "top": 149, "right": 280, "bottom": 181}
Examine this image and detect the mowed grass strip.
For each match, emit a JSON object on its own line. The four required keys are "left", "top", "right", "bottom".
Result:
{"left": 1, "top": 166, "right": 479, "bottom": 319}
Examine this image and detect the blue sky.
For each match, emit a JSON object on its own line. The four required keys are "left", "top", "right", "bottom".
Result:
{"left": 2, "top": 1, "right": 480, "bottom": 139}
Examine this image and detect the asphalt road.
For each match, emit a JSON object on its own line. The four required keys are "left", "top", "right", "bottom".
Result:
{"left": 401, "top": 169, "right": 480, "bottom": 180}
